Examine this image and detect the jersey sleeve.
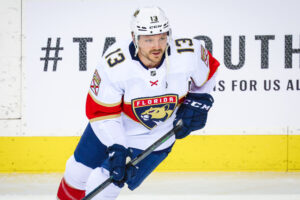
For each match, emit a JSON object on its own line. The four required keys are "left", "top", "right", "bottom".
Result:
{"left": 190, "top": 71, "right": 218, "bottom": 93}
{"left": 86, "top": 61, "right": 126, "bottom": 147}
{"left": 190, "top": 41, "right": 220, "bottom": 93}
{"left": 86, "top": 63, "right": 123, "bottom": 122}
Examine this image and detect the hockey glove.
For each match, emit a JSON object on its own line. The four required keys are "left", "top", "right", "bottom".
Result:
{"left": 123, "top": 149, "right": 139, "bottom": 184}
{"left": 173, "top": 93, "right": 214, "bottom": 139}
{"left": 107, "top": 144, "right": 129, "bottom": 187}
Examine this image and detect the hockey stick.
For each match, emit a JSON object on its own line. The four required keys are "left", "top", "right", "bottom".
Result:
{"left": 82, "top": 120, "right": 183, "bottom": 200}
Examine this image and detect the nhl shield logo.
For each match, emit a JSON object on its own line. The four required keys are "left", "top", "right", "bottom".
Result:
{"left": 132, "top": 94, "right": 178, "bottom": 129}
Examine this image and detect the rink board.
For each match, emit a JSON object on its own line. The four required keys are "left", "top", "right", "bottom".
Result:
{"left": 0, "top": 135, "right": 299, "bottom": 172}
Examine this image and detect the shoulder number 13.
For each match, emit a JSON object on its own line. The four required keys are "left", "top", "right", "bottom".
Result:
{"left": 175, "top": 38, "right": 194, "bottom": 53}
{"left": 105, "top": 48, "right": 125, "bottom": 67}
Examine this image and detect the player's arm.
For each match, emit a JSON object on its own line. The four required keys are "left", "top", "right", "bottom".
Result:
{"left": 86, "top": 62, "right": 130, "bottom": 186}
{"left": 174, "top": 44, "right": 220, "bottom": 139}
{"left": 86, "top": 62, "right": 126, "bottom": 147}
{"left": 190, "top": 44, "right": 220, "bottom": 93}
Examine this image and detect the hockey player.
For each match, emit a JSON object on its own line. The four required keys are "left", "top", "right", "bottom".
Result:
{"left": 57, "top": 6, "right": 220, "bottom": 200}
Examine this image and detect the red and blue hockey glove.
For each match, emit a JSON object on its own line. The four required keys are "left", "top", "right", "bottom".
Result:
{"left": 107, "top": 144, "right": 129, "bottom": 187}
{"left": 173, "top": 93, "right": 214, "bottom": 139}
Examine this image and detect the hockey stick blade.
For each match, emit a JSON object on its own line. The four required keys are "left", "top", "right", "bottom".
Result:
{"left": 82, "top": 120, "right": 183, "bottom": 200}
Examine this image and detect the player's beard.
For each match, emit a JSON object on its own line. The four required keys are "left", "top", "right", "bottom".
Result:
{"left": 142, "top": 49, "right": 164, "bottom": 68}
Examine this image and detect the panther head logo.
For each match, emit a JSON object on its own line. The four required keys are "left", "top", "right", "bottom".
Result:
{"left": 132, "top": 94, "right": 178, "bottom": 129}
{"left": 141, "top": 104, "right": 173, "bottom": 122}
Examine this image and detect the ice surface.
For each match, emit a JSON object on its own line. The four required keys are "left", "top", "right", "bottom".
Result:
{"left": 0, "top": 172, "right": 299, "bottom": 200}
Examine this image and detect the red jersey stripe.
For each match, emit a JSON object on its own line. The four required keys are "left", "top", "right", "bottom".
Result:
{"left": 207, "top": 51, "right": 220, "bottom": 81}
{"left": 122, "top": 103, "right": 139, "bottom": 122}
{"left": 86, "top": 93, "right": 122, "bottom": 120}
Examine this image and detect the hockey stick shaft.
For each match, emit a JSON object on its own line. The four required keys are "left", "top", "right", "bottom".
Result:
{"left": 82, "top": 120, "right": 183, "bottom": 200}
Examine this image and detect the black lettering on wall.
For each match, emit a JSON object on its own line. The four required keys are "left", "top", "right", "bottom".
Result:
{"left": 285, "top": 35, "right": 300, "bottom": 69}
{"left": 73, "top": 37, "right": 93, "bottom": 71}
{"left": 224, "top": 36, "right": 245, "bottom": 70}
{"left": 102, "top": 37, "right": 116, "bottom": 56}
{"left": 255, "top": 35, "right": 275, "bottom": 69}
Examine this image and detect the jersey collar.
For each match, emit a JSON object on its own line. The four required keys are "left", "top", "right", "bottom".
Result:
{"left": 129, "top": 41, "right": 171, "bottom": 70}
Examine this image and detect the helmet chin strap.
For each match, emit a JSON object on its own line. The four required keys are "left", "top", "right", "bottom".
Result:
{"left": 165, "top": 44, "right": 170, "bottom": 89}
{"left": 133, "top": 34, "right": 139, "bottom": 57}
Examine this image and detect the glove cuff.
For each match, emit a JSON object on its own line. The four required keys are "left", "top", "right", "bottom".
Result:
{"left": 108, "top": 144, "right": 127, "bottom": 154}
{"left": 187, "top": 93, "right": 214, "bottom": 104}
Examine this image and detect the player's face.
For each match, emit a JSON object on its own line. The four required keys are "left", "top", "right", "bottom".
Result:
{"left": 137, "top": 33, "right": 168, "bottom": 68}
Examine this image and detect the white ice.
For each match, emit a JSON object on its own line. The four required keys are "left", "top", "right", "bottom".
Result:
{"left": 0, "top": 172, "right": 299, "bottom": 200}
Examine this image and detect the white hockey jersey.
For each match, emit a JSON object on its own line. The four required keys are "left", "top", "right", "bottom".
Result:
{"left": 87, "top": 38, "right": 220, "bottom": 151}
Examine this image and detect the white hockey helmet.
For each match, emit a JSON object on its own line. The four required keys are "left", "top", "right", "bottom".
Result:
{"left": 130, "top": 6, "right": 171, "bottom": 55}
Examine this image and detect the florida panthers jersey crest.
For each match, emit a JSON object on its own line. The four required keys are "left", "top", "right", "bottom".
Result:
{"left": 132, "top": 94, "right": 178, "bottom": 129}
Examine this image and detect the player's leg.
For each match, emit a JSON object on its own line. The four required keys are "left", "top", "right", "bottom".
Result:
{"left": 57, "top": 123, "right": 108, "bottom": 200}
{"left": 86, "top": 166, "right": 123, "bottom": 200}
{"left": 57, "top": 155, "right": 92, "bottom": 200}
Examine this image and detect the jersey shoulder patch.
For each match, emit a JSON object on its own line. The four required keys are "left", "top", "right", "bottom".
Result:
{"left": 90, "top": 69, "right": 101, "bottom": 96}
{"left": 200, "top": 44, "right": 209, "bottom": 67}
